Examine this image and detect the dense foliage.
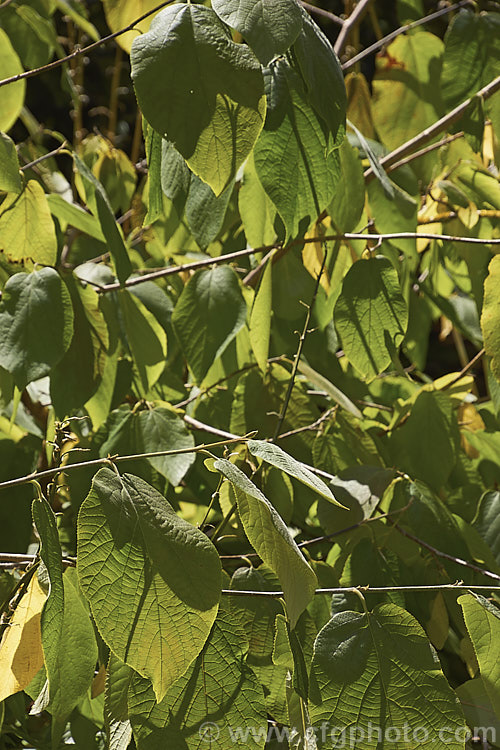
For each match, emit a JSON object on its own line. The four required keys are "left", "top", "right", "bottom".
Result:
{"left": 0, "top": 0, "right": 500, "bottom": 748}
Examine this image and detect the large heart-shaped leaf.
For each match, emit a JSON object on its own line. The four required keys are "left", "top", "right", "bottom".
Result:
{"left": 77, "top": 469, "right": 221, "bottom": 702}
{"left": 310, "top": 604, "right": 467, "bottom": 749}
{"left": 0, "top": 269, "right": 74, "bottom": 390}
{"left": 131, "top": 4, "right": 265, "bottom": 196}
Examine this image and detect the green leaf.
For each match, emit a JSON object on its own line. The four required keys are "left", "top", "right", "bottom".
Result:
{"left": 0, "top": 29, "right": 25, "bottom": 132}
{"left": 328, "top": 138, "right": 364, "bottom": 233}
{"left": 185, "top": 173, "right": 233, "bottom": 250}
{"left": 334, "top": 257, "right": 408, "bottom": 380}
{"left": 0, "top": 132, "right": 21, "bottom": 193}
{"left": 99, "top": 405, "right": 195, "bottom": 486}
{"left": 247, "top": 439, "right": 343, "bottom": 506}
{"left": 73, "top": 154, "right": 132, "bottom": 285}
{"left": 102, "top": 0, "right": 163, "bottom": 54}
{"left": 131, "top": 4, "right": 266, "bottom": 196}
{"left": 390, "top": 390, "right": 459, "bottom": 491}
{"left": 254, "top": 59, "right": 341, "bottom": 239}
{"left": 372, "top": 31, "right": 444, "bottom": 181}
{"left": 473, "top": 491, "right": 500, "bottom": 567}
{"left": 172, "top": 265, "right": 247, "bottom": 384}
{"left": 309, "top": 604, "right": 467, "bottom": 749}
{"left": 212, "top": 0, "right": 303, "bottom": 65}
{"left": 138, "top": 407, "right": 195, "bottom": 485}
{"left": 33, "top": 500, "right": 98, "bottom": 741}
{"left": 293, "top": 7, "right": 346, "bottom": 141}
{"left": 160, "top": 139, "right": 191, "bottom": 203}
{"left": 482, "top": 255, "right": 500, "bottom": 382}
{"left": 441, "top": 11, "right": 500, "bottom": 110}
{"left": 456, "top": 678, "right": 500, "bottom": 744}
{"left": 119, "top": 290, "right": 167, "bottom": 393}
{"left": 297, "top": 360, "right": 363, "bottom": 419}
{"left": 143, "top": 120, "right": 163, "bottom": 225}
{"left": 77, "top": 469, "right": 221, "bottom": 702}
{"left": 459, "top": 594, "right": 500, "bottom": 720}
{"left": 0, "top": 180, "right": 57, "bottom": 265}
{"left": 47, "top": 194, "right": 105, "bottom": 241}
{"left": 105, "top": 654, "right": 133, "bottom": 750}
{"left": 0, "top": 269, "right": 74, "bottom": 390}
{"left": 50, "top": 278, "right": 108, "bottom": 418}
{"left": 214, "top": 458, "right": 317, "bottom": 628}
{"left": 239, "top": 152, "right": 278, "bottom": 248}
{"left": 249, "top": 260, "right": 272, "bottom": 372}
{"left": 129, "top": 602, "right": 267, "bottom": 749}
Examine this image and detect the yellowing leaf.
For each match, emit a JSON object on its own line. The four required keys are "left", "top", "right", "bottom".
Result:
{"left": 0, "top": 575, "right": 46, "bottom": 702}
{"left": 482, "top": 255, "right": 500, "bottom": 382}
{"left": 0, "top": 29, "right": 25, "bottom": 133}
{"left": 102, "top": 0, "right": 163, "bottom": 54}
{"left": 0, "top": 180, "right": 57, "bottom": 265}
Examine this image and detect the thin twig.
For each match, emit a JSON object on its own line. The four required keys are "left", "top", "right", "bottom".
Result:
{"left": 272, "top": 244, "right": 329, "bottom": 441}
{"left": 443, "top": 348, "right": 485, "bottom": 390}
{"left": 95, "top": 246, "right": 264, "bottom": 293}
{"left": 90, "top": 229, "right": 500, "bottom": 295}
{"left": 0, "top": 435, "right": 253, "bottom": 492}
{"left": 0, "top": 0, "right": 15, "bottom": 8}
{"left": 386, "top": 132, "right": 465, "bottom": 174}
{"left": 222, "top": 584, "right": 500, "bottom": 598}
{"left": 300, "top": 1, "right": 343, "bottom": 25}
{"left": 342, "top": 0, "right": 473, "bottom": 70}
{"left": 20, "top": 141, "right": 69, "bottom": 172}
{"left": 395, "top": 524, "right": 500, "bottom": 583}
{"left": 364, "top": 75, "right": 500, "bottom": 180}
{"left": 0, "top": 0, "right": 177, "bottom": 89}
{"left": 334, "top": 0, "right": 374, "bottom": 56}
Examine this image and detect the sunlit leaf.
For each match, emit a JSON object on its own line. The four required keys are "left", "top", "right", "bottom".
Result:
{"left": 77, "top": 469, "right": 221, "bottom": 702}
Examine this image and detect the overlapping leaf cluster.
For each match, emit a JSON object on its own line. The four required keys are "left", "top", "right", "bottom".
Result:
{"left": 0, "top": 0, "right": 500, "bottom": 748}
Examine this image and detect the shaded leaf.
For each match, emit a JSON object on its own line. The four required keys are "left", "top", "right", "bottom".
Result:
{"left": 212, "top": 0, "right": 303, "bottom": 65}
{"left": 254, "top": 59, "right": 340, "bottom": 239}
{"left": 131, "top": 4, "right": 265, "bottom": 195}
{"left": 119, "top": 290, "right": 167, "bottom": 393}
{"left": 334, "top": 257, "right": 408, "bottom": 380}
{"left": 310, "top": 604, "right": 467, "bottom": 749}
{"left": 0, "top": 269, "right": 74, "bottom": 390}
{"left": 172, "top": 266, "right": 247, "bottom": 383}
{"left": 129, "top": 602, "right": 267, "bottom": 749}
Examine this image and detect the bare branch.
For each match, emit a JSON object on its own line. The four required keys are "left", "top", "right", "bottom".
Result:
{"left": 342, "top": 0, "right": 473, "bottom": 70}
{"left": 334, "top": 0, "right": 374, "bottom": 57}
{"left": 364, "top": 75, "right": 500, "bottom": 180}
{"left": 0, "top": 0, "right": 177, "bottom": 89}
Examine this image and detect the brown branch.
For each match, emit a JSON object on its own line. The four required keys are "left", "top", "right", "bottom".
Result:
{"left": 386, "top": 132, "right": 465, "bottom": 174}
{"left": 395, "top": 524, "right": 500, "bottom": 583}
{"left": 342, "top": 0, "right": 473, "bottom": 70}
{"left": 334, "top": 0, "right": 374, "bottom": 57}
{"left": 300, "top": 1, "right": 343, "bottom": 26}
{"left": 364, "top": 75, "right": 500, "bottom": 180}
{"left": 20, "top": 141, "right": 69, "bottom": 172}
{"left": 90, "top": 229, "right": 500, "bottom": 295}
{"left": 443, "top": 348, "right": 485, "bottom": 390}
{"left": 0, "top": 0, "right": 177, "bottom": 89}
